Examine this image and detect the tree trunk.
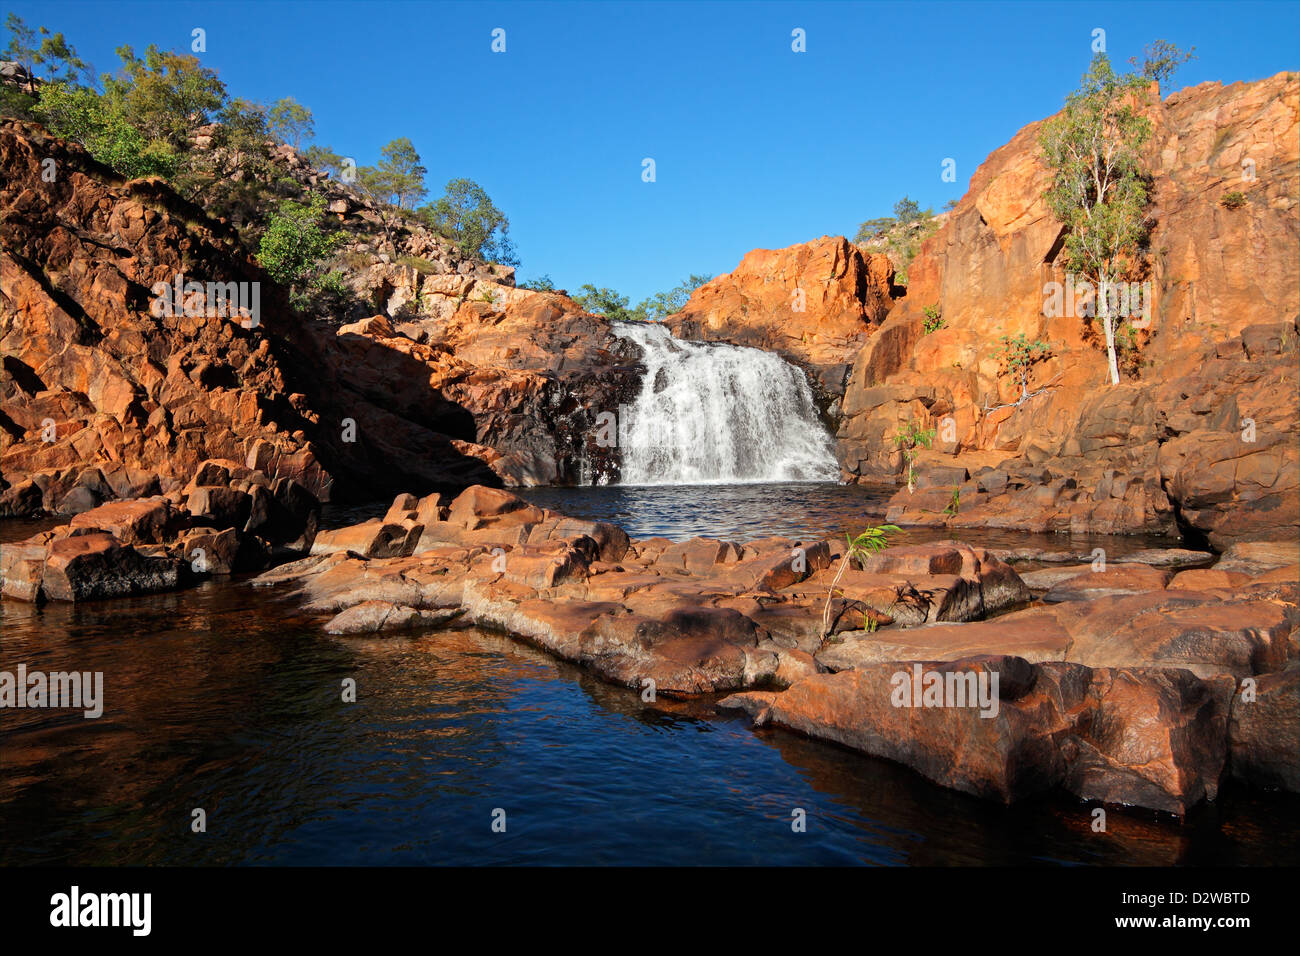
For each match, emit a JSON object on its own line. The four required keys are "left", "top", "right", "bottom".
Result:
{"left": 1100, "top": 277, "right": 1120, "bottom": 385}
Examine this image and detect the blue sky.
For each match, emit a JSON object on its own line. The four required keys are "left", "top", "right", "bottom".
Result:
{"left": 7, "top": 1, "right": 1298, "bottom": 300}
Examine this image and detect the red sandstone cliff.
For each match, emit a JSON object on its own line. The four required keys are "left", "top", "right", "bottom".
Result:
{"left": 670, "top": 72, "right": 1299, "bottom": 547}
{"left": 0, "top": 119, "right": 638, "bottom": 515}
{"left": 664, "top": 236, "right": 897, "bottom": 404}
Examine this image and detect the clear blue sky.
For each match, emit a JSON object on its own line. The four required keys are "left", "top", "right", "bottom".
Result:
{"left": 7, "top": 1, "right": 1298, "bottom": 300}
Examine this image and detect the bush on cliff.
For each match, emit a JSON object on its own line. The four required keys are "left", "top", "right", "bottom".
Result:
{"left": 35, "top": 81, "right": 177, "bottom": 178}
{"left": 257, "top": 193, "right": 346, "bottom": 302}
{"left": 854, "top": 196, "right": 938, "bottom": 284}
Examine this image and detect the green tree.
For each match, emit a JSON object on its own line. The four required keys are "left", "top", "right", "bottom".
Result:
{"left": 893, "top": 196, "right": 922, "bottom": 225}
{"left": 34, "top": 82, "right": 176, "bottom": 178}
{"left": 1129, "top": 39, "right": 1196, "bottom": 88}
{"left": 256, "top": 193, "right": 345, "bottom": 296}
{"left": 267, "top": 96, "right": 313, "bottom": 150}
{"left": 1040, "top": 51, "right": 1159, "bottom": 385}
{"left": 853, "top": 216, "right": 895, "bottom": 242}
{"left": 358, "top": 137, "right": 426, "bottom": 209}
{"left": 572, "top": 284, "right": 647, "bottom": 322}
{"left": 518, "top": 274, "right": 555, "bottom": 291}
{"left": 417, "top": 177, "right": 517, "bottom": 265}
{"left": 103, "top": 44, "right": 227, "bottom": 149}
{"left": 640, "top": 273, "right": 712, "bottom": 319}
{"left": 3, "top": 14, "right": 91, "bottom": 92}
{"left": 304, "top": 144, "right": 345, "bottom": 179}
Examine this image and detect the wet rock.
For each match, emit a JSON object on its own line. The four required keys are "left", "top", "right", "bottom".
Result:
{"left": 1229, "top": 663, "right": 1300, "bottom": 793}
{"left": 324, "top": 600, "right": 461, "bottom": 635}
{"left": 41, "top": 532, "right": 181, "bottom": 601}
{"left": 722, "top": 656, "right": 1233, "bottom": 814}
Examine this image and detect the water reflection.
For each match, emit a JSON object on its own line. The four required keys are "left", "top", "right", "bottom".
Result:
{"left": 3, "top": 576, "right": 1297, "bottom": 866}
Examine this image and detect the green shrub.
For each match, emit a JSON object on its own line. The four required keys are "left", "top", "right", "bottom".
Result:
{"left": 257, "top": 193, "right": 345, "bottom": 296}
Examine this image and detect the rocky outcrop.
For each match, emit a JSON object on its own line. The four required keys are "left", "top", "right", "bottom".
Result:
{"left": 0, "top": 459, "right": 320, "bottom": 602}
{"left": 250, "top": 484, "right": 1298, "bottom": 813}
{"left": 0, "top": 119, "right": 642, "bottom": 515}
{"left": 721, "top": 656, "right": 1235, "bottom": 815}
{"left": 664, "top": 236, "right": 897, "bottom": 410}
{"left": 834, "top": 72, "right": 1299, "bottom": 547}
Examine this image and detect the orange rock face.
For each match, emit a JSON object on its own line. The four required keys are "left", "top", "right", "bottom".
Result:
{"left": 665, "top": 236, "right": 897, "bottom": 401}
{"left": 834, "top": 72, "right": 1299, "bottom": 546}
{"left": 0, "top": 119, "right": 642, "bottom": 513}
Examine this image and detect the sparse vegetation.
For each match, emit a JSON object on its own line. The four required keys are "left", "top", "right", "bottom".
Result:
{"left": 416, "top": 177, "right": 518, "bottom": 267}
{"left": 1039, "top": 42, "right": 1191, "bottom": 385}
{"left": 1221, "top": 190, "right": 1248, "bottom": 210}
{"left": 992, "top": 333, "right": 1052, "bottom": 402}
{"left": 922, "top": 304, "right": 945, "bottom": 334}
{"left": 256, "top": 193, "right": 346, "bottom": 304}
{"left": 892, "top": 419, "right": 936, "bottom": 493}
{"left": 855, "top": 196, "right": 939, "bottom": 284}
{"left": 820, "top": 524, "right": 902, "bottom": 641}
{"left": 572, "top": 274, "right": 712, "bottom": 323}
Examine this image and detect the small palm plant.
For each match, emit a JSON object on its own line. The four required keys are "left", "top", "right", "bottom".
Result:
{"left": 820, "top": 524, "right": 901, "bottom": 641}
{"left": 892, "top": 420, "right": 936, "bottom": 493}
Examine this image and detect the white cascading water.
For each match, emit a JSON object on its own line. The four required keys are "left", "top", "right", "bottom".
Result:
{"left": 612, "top": 321, "right": 841, "bottom": 485}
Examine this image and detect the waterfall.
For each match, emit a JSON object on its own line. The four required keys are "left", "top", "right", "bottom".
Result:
{"left": 611, "top": 321, "right": 841, "bottom": 485}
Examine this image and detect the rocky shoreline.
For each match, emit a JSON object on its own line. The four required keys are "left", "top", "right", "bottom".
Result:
{"left": 6, "top": 465, "right": 1293, "bottom": 817}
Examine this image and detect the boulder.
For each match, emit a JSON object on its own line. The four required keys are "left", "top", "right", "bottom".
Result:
{"left": 41, "top": 532, "right": 181, "bottom": 601}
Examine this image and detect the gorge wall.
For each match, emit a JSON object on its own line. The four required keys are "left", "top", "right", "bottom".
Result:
{"left": 0, "top": 119, "right": 639, "bottom": 516}
{"left": 669, "top": 71, "right": 1299, "bottom": 548}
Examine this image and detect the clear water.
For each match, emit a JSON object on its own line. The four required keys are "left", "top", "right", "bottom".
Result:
{"left": 519, "top": 481, "right": 1181, "bottom": 557}
{"left": 3, "top": 487, "right": 1296, "bottom": 866}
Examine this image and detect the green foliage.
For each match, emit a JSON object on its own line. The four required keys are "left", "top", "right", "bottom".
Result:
{"left": 993, "top": 332, "right": 1052, "bottom": 399}
{"left": 518, "top": 274, "right": 556, "bottom": 292}
{"left": 267, "top": 96, "right": 313, "bottom": 150}
{"left": 4, "top": 14, "right": 91, "bottom": 91}
{"left": 573, "top": 284, "right": 647, "bottom": 322}
{"left": 854, "top": 217, "right": 895, "bottom": 241}
{"left": 820, "top": 524, "right": 902, "bottom": 640}
{"left": 256, "top": 193, "right": 345, "bottom": 297}
{"left": 0, "top": 82, "right": 36, "bottom": 119}
{"left": 893, "top": 196, "right": 922, "bottom": 225}
{"left": 640, "top": 273, "right": 712, "bottom": 319}
{"left": 1129, "top": 39, "right": 1196, "bottom": 87}
{"left": 942, "top": 198, "right": 959, "bottom": 212}
{"left": 892, "top": 419, "right": 936, "bottom": 492}
{"left": 570, "top": 274, "right": 711, "bottom": 322}
{"left": 103, "top": 45, "right": 227, "bottom": 149}
{"left": 416, "top": 177, "right": 517, "bottom": 266}
{"left": 854, "top": 195, "right": 938, "bottom": 284}
{"left": 303, "top": 144, "right": 346, "bottom": 179}
{"left": 846, "top": 524, "right": 901, "bottom": 559}
{"left": 358, "top": 137, "right": 427, "bottom": 209}
{"left": 1039, "top": 50, "right": 1161, "bottom": 384}
{"left": 922, "top": 304, "right": 945, "bottom": 334}
{"left": 1221, "top": 190, "right": 1247, "bottom": 210}
{"left": 943, "top": 486, "right": 961, "bottom": 517}
{"left": 35, "top": 81, "right": 177, "bottom": 178}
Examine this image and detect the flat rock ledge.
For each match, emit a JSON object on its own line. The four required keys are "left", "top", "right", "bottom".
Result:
{"left": 249, "top": 485, "right": 1300, "bottom": 815}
